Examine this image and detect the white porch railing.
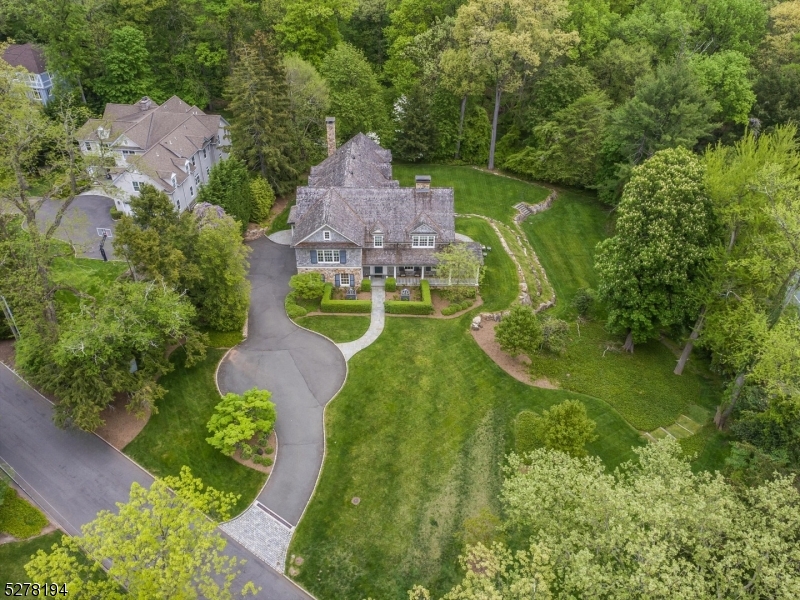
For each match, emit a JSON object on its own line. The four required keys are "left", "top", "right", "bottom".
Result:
{"left": 395, "top": 277, "right": 478, "bottom": 287}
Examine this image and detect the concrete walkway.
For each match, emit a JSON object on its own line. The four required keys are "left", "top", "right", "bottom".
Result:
{"left": 0, "top": 362, "right": 311, "bottom": 599}
{"left": 267, "top": 230, "right": 293, "bottom": 245}
{"left": 337, "top": 280, "right": 386, "bottom": 361}
{"left": 217, "top": 237, "right": 347, "bottom": 569}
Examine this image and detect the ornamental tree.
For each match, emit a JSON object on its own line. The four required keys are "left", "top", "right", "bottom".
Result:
{"left": 206, "top": 388, "right": 277, "bottom": 456}
{"left": 595, "top": 147, "right": 717, "bottom": 352}
{"left": 530, "top": 399, "right": 597, "bottom": 457}
{"left": 25, "top": 473, "right": 256, "bottom": 599}
{"left": 495, "top": 305, "right": 542, "bottom": 358}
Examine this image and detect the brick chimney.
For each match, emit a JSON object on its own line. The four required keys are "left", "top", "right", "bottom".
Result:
{"left": 415, "top": 175, "right": 431, "bottom": 190}
{"left": 326, "top": 117, "right": 336, "bottom": 157}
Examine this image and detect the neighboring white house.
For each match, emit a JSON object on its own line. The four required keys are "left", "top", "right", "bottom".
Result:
{"left": 77, "top": 96, "right": 229, "bottom": 215}
{"left": 1, "top": 43, "right": 54, "bottom": 105}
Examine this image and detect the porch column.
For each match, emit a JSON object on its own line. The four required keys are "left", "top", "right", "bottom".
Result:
{"left": 420, "top": 266, "right": 425, "bottom": 279}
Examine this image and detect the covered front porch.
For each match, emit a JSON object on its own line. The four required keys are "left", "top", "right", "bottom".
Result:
{"left": 363, "top": 265, "right": 478, "bottom": 287}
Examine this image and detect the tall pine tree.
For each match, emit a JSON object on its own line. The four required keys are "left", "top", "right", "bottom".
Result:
{"left": 226, "top": 31, "right": 296, "bottom": 194}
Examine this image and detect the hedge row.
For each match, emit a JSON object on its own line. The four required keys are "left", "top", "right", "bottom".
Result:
{"left": 321, "top": 283, "right": 372, "bottom": 313}
{"left": 285, "top": 292, "right": 308, "bottom": 318}
{"left": 385, "top": 280, "right": 434, "bottom": 315}
{"left": 360, "top": 279, "right": 372, "bottom": 292}
{"left": 385, "top": 277, "right": 396, "bottom": 292}
{"left": 441, "top": 298, "right": 475, "bottom": 316}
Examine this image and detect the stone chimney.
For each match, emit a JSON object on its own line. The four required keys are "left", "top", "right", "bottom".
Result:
{"left": 415, "top": 175, "right": 431, "bottom": 190}
{"left": 139, "top": 96, "right": 152, "bottom": 111}
{"left": 326, "top": 117, "right": 336, "bottom": 157}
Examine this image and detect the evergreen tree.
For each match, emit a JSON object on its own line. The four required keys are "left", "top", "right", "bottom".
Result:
{"left": 196, "top": 159, "right": 253, "bottom": 232}
{"left": 393, "top": 85, "right": 437, "bottom": 162}
{"left": 226, "top": 31, "right": 296, "bottom": 194}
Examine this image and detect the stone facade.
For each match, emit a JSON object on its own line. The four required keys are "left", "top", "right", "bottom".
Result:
{"left": 297, "top": 266, "right": 364, "bottom": 288}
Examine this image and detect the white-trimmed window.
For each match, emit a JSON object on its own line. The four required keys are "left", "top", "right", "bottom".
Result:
{"left": 317, "top": 249, "right": 340, "bottom": 263}
{"left": 122, "top": 149, "right": 135, "bottom": 157}
{"left": 195, "top": 174, "right": 200, "bottom": 184}
{"left": 340, "top": 273, "right": 351, "bottom": 286}
{"left": 31, "top": 90, "right": 42, "bottom": 100}
{"left": 412, "top": 235, "right": 436, "bottom": 248}
{"left": 206, "top": 166, "right": 210, "bottom": 176}
{"left": 132, "top": 181, "right": 143, "bottom": 192}
{"left": 191, "top": 155, "right": 196, "bottom": 166}
{"left": 374, "top": 235, "right": 384, "bottom": 248}
{"left": 190, "top": 186, "right": 194, "bottom": 197}
{"left": 84, "top": 142, "right": 92, "bottom": 151}
{"left": 203, "top": 148, "right": 207, "bottom": 158}
{"left": 323, "top": 230, "right": 331, "bottom": 241}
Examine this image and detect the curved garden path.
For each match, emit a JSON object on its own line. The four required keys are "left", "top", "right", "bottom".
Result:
{"left": 216, "top": 236, "right": 347, "bottom": 570}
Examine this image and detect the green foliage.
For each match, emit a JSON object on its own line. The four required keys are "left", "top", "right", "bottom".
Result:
{"left": 109, "top": 207, "right": 123, "bottom": 220}
{"left": 0, "top": 531, "right": 64, "bottom": 586}
{"left": 123, "top": 350, "right": 266, "bottom": 515}
{"left": 322, "top": 283, "right": 373, "bottom": 313}
{"left": 570, "top": 287, "right": 596, "bottom": 317}
{"left": 495, "top": 305, "right": 542, "bottom": 358}
{"left": 590, "top": 39, "right": 654, "bottom": 104}
{"left": 441, "top": 298, "right": 474, "bottom": 316}
{"left": 384, "top": 280, "right": 433, "bottom": 314}
{"left": 194, "top": 210, "right": 251, "bottom": 331}
{"left": 206, "top": 388, "right": 277, "bottom": 456}
{"left": 204, "top": 330, "right": 244, "bottom": 348}
{"left": 253, "top": 455, "right": 273, "bottom": 467}
{"left": 285, "top": 292, "right": 310, "bottom": 318}
{"left": 16, "top": 281, "right": 207, "bottom": 432}
{"left": 434, "top": 243, "right": 481, "bottom": 290}
{"left": 276, "top": 0, "right": 357, "bottom": 65}
{"left": 25, "top": 477, "right": 257, "bottom": 599}
{"left": 162, "top": 465, "right": 240, "bottom": 522}
{"left": 0, "top": 488, "right": 47, "bottom": 539}
{"left": 93, "top": 26, "right": 159, "bottom": 104}
{"left": 529, "top": 399, "right": 598, "bottom": 457}
{"left": 539, "top": 316, "right": 569, "bottom": 354}
{"left": 500, "top": 439, "right": 800, "bottom": 597}
{"left": 691, "top": 51, "right": 756, "bottom": 125}
{"left": 284, "top": 54, "right": 330, "bottom": 168}
{"left": 514, "top": 410, "right": 540, "bottom": 456}
{"left": 384, "top": 277, "right": 396, "bottom": 292}
{"left": 360, "top": 278, "right": 371, "bottom": 292}
{"left": 393, "top": 86, "right": 437, "bottom": 162}
{"left": 196, "top": 158, "right": 253, "bottom": 231}
{"left": 321, "top": 43, "right": 389, "bottom": 141}
{"left": 226, "top": 32, "right": 297, "bottom": 194}
{"left": 595, "top": 147, "right": 717, "bottom": 347}
{"left": 249, "top": 177, "right": 275, "bottom": 224}
{"left": 289, "top": 272, "right": 326, "bottom": 300}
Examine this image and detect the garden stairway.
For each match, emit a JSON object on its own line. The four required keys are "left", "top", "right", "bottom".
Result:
{"left": 642, "top": 406, "right": 711, "bottom": 443}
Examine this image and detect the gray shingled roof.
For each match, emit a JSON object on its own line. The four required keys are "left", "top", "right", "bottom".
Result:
{"left": 2, "top": 44, "right": 47, "bottom": 74}
{"left": 308, "top": 133, "right": 399, "bottom": 188}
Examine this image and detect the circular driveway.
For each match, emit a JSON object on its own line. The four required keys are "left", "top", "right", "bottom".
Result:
{"left": 216, "top": 237, "right": 347, "bottom": 526}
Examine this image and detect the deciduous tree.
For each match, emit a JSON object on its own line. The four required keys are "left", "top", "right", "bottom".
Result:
{"left": 93, "top": 26, "right": 159, "bottom": 104}
{"left": 206, "top": 388, "right": 277, "bottom": 456}
{"left": 284, "top": 54, "right": 330, "bottom": 167}
{"left": 495, "top": 304, "right": 543, "bottom": 358}
{"left": 530, "top": 399, "right": 597, "bottom": 457}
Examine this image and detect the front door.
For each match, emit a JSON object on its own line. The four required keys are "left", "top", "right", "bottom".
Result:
{"left": 373, "top": 266, "right": 384, "bottom": 277}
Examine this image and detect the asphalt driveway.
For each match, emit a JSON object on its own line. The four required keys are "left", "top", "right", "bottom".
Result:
{"left": 217, "top": 237, "right": 347, "bottom": 526}
{"left": 35, "top": 194, "right": 118, "bottom": 260}
{"left": 0, "top": 364, "right": 311, "bottom": 598}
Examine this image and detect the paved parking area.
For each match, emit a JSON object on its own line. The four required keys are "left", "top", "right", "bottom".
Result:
{"left": 34, "top": 194, "right": 118, "bottom": 260}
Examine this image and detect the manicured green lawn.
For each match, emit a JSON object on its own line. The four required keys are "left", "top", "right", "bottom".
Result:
{"left": 521, "top": 189, "right": 609, "bottom": 314}
{"left": 295, "top": 316, "right": 371, "bottom": 342}
{"left": 124, "top": 349, "right": 266, "bottom": 515}
{"left": 0, "top": 531, "right": 63, "bottom": 585}
{"left": 394, "top": 165, "right": 550, "bottom": 223}
{"left": 290, "top": 317, "right": 642, "bottom": 599}
{"left": 51, "top": 257, "right": 127, "bottom": 312}
{"left": 203, "top": 330, "right": 244, "bottom": 348}
{"left": 455, "top": 217, "right": 517, "bottom": 312}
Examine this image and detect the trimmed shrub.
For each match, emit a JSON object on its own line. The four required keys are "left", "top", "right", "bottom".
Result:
{"left": 249, "top": 176, "right": 275, "bottom": 223}
{"left": 496, "top": 304, "right": 542, "bottom": 357}
{"left": 531, "top": 399, "right": 598, "bottom": 457}
{"left": 109, "top": 207, "right": 123, "bottom": 220}
{"left": 0, "top": 488, "right": 47, "bottom": 539}
{"left": 285, "top": 292, "right": 308, "bottom": 318}
{"left": 321, "top": 283, "right": 372, "bottom": 313}
{"left": 254, "top": 455, "right": 273, "bottom": 467}
{"left": 240, "top": 444, "right": 254, "bottom": 460}
{"left": 360, "top": 278, "right": 372, "bottom": 292}
{"left": 206, "top": 388, "right": 277, "bottom": 456}
{"left": 441, "top": 298, "right": 475, "bottom": 316}
{"left": 515, "top": 411, "right": 540, "bottom": 457}
{"left": 540, "top": 317, "right": 570, "bottom": 355}
{"left": 289, "top": 272, "right": 325, "bottom": 301}
{"left": 385, "top": 277, "right": 396, "bottom": 292}
{"left": 571, "top": 287, "right": 596, "bottom": 317}
{"left": 385, "top": 280, "right": 434, "bottom": 315}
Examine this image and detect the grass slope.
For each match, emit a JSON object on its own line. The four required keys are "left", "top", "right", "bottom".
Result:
{"left": 295, "top": 316, "right": 371, "bottom": 343}
{"left": 124, "top": 349, "right": 266, "bottom": 515}
{"left": 51, "top": 257, "right": 127, "bottom": 312}
{"left": 290, "top": 317, "right": 642, "bottom": 599}
{"left": 455, "top": 217, "right": 517, "bottom": 312}
{"left": 0, "top": 531, "right": 63, "bottom": 585}
{"left": 393, "top": 165, "right": 550, "bottom": 222}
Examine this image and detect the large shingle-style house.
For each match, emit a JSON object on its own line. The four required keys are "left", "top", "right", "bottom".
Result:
{"left": 289, "top": 120, "right": 480, "bottom": 288}
{"left": 77, "top": 96, "right": 229, "bottom": 215}
{"left": 1, "top": 44, "right": 54, "bottom": 105}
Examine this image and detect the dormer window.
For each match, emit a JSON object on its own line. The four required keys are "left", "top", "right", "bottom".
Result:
{"left": 412, "top": 235, "right": 435, "bottom": 248}
{"left": 374, "top": 235, "right": 384, "bottom": 248}
{"left": 323, "top": 230, "right": 331, "bottom": 241}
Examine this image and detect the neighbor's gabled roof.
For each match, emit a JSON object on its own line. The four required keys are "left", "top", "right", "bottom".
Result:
{"left": 77, "top": 96, "right": 227, "bottom": 192}
{"left": 1, "top": 43, "right": 47, "bottom": 74}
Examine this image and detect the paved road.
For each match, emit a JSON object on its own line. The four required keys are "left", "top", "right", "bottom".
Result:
{"left": 217, "top": 237, "right": 347, "bottom": 526}
{"left": 0, "top": 363, "right": 311, "bottom": 599}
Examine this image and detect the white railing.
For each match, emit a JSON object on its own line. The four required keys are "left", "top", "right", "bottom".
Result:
{"left": 395, "top": 277, "right": 478, "bottom": 287}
